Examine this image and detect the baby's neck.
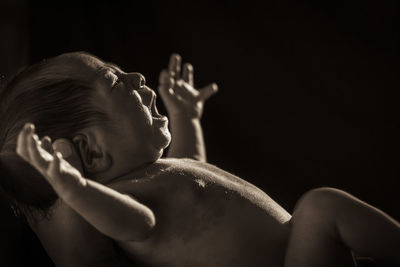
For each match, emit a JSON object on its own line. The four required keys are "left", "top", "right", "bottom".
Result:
{"left": 106, "top": 159, "right": 163, "bottom": 184}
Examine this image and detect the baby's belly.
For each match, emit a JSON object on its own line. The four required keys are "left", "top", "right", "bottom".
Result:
{"left": 111, "top": 159, "right": 291, "bottom": 267}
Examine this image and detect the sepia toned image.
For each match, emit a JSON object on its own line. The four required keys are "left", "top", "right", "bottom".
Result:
{"left": 0, "top": 1, "right": 399, "bottom": 266}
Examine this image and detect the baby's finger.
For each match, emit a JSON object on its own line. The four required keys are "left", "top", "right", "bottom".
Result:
{"left": 158, "top": 69, "right": 175, "bottom": 99}
{"left": 41, "top": 136, "right": 53, "bottom": 154}
{"left": 158, "top": 69, "right": 170, "bottom": 86}
{"left": 26, "top": 131, "right": 49, "bottom": 174}
{"left": 182, "top": 63, "right": 194, "bottom": 86}
{"left": 173, "top": 81, "right": 196, "bottom": 101}
{"left": 16, "top": 123, "right": 34, "bottom": 160}
{"left": 168, "top": 54, "right": 182, "bottom": 79}
{"left": 158, "top": 75, "right": 176, "bottom": 99}
{"left": 199, "top": 83, "right": 218, "bottom": 101}
{"left": 52, "top": 139, "right": 74, "bottom": 159}
{"left": 48, "top": 151, "right": 62, "bottom": 178}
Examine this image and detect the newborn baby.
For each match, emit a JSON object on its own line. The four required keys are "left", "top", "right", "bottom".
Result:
{"left": 12, "top": 52, "right": 400, "bottom": 267}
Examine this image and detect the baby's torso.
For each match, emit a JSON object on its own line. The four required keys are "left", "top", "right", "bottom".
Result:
{"left": 108, "top": 158, "right": 291, "bottom": 267}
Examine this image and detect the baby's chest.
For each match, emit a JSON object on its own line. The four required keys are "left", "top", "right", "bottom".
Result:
{"left": 113, "top": 160, "right": 289, "bottom": 266}
{"left": 119, "top": 188, "right": 269, "bottom": 267}
{"left": 119, "top": 196, "right": 240, "bottom": 267}
{"left": 111, "top": 161, "right": 228, "bottom": 210}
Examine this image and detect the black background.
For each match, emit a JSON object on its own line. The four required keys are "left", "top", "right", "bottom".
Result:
{"left": 1, "top": 0, "right": 399, "bottom": 264}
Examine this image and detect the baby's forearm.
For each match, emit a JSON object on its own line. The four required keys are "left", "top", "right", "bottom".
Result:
{"left": 55, "top": 174, "right": 155, "bottom": 242}
{"left": 167, "top": 115, "right": 206, "bottom": 162}
{"left": 17, "top": 124, "right": 155, "bottom": 242}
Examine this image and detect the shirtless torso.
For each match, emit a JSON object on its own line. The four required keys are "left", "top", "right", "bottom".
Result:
{"left": 31, "top": 158, "right": 292, "bottom": 267}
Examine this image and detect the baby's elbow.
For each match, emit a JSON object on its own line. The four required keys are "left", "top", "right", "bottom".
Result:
{"left": 116, "top": 209, "right": 156, "bottom": 242}
{"left": 128, "top": 219, "right": 155, "bottom": 242}
{"left": 139, "top": 209, "right": 156, "bottom": 240}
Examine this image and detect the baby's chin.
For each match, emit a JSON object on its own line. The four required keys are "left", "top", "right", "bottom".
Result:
{"left": 151, "top": 147, "right": 167, "bottom": 163}
{"left": 152, "top": 130, "right": 171, "bottom": 154}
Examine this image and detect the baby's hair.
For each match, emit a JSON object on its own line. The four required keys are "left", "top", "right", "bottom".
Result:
{"left": 0, "top": 52, "right": 108, "bottom": 221}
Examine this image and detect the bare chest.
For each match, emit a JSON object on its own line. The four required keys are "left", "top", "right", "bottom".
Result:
{"left": 110, "top": 159, "right": 291, "bottom": 267}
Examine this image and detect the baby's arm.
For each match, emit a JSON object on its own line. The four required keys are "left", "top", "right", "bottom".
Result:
{"left": 158, "top": 54, "right": 218, "bottom": 162}
{"left": 16, "top": 123, "right": 155, "bottom": 242}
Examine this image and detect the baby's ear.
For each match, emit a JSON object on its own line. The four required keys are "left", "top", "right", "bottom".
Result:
{"left": 52, "top": 138, "right": 84, "bottom": 174}
{"left": 72, "top": 133, "right": 111, "bottom": 176}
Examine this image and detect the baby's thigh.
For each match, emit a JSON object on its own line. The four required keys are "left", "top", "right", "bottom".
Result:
{"left": 285, "top": 188, "right": 356, "bottom": 267}
{"left": 289, "top": 187, "right": 356, "bottom": 242}
{"left": 292, "top": 187, "right": 357, "bottom": 222}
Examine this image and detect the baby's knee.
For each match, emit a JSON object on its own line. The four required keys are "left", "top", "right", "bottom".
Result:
{"left": 292, "top": 187, "right": 349, "bottom": 222}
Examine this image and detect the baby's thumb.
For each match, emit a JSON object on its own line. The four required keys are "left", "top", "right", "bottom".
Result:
{"left": 199, "top": 83, "right": 218, "bottom": 101}
{"left": 52, "top": 139, "right": 83, "bottom": 173}
{"left": 52, "top": 139, "right": 73, "bottom": 158}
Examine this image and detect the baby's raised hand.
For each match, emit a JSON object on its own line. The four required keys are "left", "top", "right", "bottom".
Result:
{"left": 16, "top": 123, "right": 84, "bottom": 196}
{"left": 158, "top": 54, "right": 218, "bottom": 119}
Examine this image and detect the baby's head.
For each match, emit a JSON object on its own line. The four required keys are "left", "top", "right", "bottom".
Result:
{"left": 0, "top": 52, "right": 171, "bottom": 218}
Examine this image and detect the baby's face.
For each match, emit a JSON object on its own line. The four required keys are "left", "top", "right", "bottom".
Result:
{"left": 55, "top": 52, "right": 171, "bottom": 177}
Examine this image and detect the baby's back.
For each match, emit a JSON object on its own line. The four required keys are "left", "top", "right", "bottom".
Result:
{"left": 108, "top": 158, "right": 291, "bottom": 267}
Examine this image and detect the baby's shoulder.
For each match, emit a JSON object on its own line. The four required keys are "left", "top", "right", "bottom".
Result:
{"left": 147, "top": 158, "right": 231, "bottom": 183}
{"left": 106, "top": 158, "right": 221, "bottom": 197}
{"left": 154, "top": 157, "right": 219, "bottom": 174}
{"left": 111, "top": 158, "right": 210, "bottom": 182}
{"left": 146, "top": 157, "right": 203, "bottom": 170}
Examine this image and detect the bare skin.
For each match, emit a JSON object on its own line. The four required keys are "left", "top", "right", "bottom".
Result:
{"left": 19, "top": 127, "right": 400, "bottom": 267}
{"left": 14, "top": 53, "right": 290, "bottom": 266}
{"left": 18, "top": 126, "right": 291, "bottom": 267}
{"left": 108, "top": 158, "right": 291, "bottom": 266}
{"left": 15, "top": 53, "right": 400, "bottom": 266}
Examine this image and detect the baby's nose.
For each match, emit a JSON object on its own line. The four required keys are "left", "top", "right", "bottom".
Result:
{"left": 126, "top": 72, "right": 146, "bottom": 89}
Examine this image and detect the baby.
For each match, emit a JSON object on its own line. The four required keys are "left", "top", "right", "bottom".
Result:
{"left": 2, "top": 52, "right": 399, "bottom": 267}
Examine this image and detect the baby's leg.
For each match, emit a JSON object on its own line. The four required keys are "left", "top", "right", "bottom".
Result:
{"left": 284, "top": 187, "right": 400, "bottom": 267}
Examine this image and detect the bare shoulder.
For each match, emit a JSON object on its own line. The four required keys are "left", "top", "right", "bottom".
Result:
{"left": 105, "top": 158, "right": 200, "bottom": 199}
{"left": 106, "top": 158, "right": 220, "bottom": 193}
{"left": 106, "top": 157, "right": 268, "bottom": 210}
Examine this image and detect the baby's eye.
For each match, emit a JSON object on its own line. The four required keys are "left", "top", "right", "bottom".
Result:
{"left": 112, "top": 77, "right": 122, "bottom": 89}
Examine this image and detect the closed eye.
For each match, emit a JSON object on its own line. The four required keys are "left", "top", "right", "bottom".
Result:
{"left": 112, "top": 76, "right": 123, "bottom": 90}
